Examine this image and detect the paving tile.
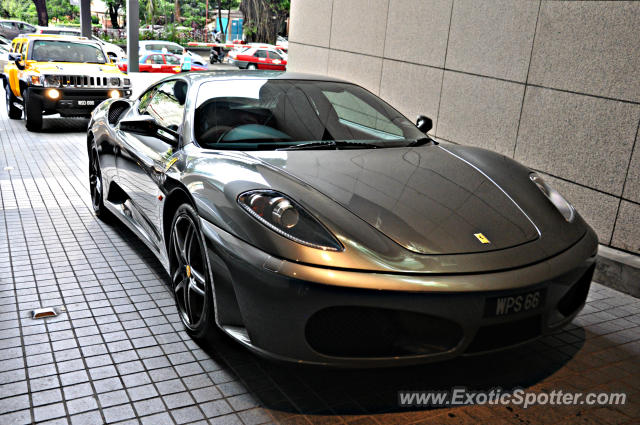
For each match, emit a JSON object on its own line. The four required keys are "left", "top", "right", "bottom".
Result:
{"left": 33, "top": 402, "right": 66, "bottom": 422}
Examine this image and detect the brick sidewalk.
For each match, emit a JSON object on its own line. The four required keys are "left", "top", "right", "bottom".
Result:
{"left": 0, "top": 112, "right": 638, "bottom": 424}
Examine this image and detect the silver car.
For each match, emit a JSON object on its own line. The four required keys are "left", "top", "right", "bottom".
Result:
{"left": 87, "top": 72, "right": 597, "bottom": 367}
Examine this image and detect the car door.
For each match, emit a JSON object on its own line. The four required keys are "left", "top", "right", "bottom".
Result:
{"left": 149, "top": 54, "right": 165, "bottom": 72}
{"left": 116, "top": 79, "right": 188, "bottom": 247}
{"left": 267, "top": 51, "right": 286, "bottom": 70}
{"left": 253, "top": 49, "right": 268, "bottom": 69}
{"left": 163, "top": 54, "right": 181, "bottom": 73}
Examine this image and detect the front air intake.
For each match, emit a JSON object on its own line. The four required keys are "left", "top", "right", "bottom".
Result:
{"left": 305, "top": 306, "right": 463, "bottom": 358}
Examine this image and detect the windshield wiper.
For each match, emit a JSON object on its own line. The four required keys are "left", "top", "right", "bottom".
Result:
{"left": 277, "top": 140, "right": 380, "bottom": 151}
{"left": 407, "top": 137, "right": 437, "bottom": 147}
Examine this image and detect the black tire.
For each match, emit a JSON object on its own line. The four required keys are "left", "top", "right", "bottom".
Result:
{"left": 24, "top": 89, "right": 43, "bottom": 132}
{"left": 247, "top": 63, "right": 257, "bottom": 70}
{"left": 89, "top": 148, "right": 111, "bottom": 221}
{"left": 169, "top": 203, "right": 217, "bottom": 340}
{"left": 5, "top": 84, "right": 21, "bottom": 119}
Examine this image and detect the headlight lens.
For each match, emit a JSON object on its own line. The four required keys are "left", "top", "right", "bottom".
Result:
{"left": 44, "top": 75, "right": 61, "bottom": 87}
{"left": 530, "top": 173, "right": 575, "bottom": 222}
{"left": 109, "top": 77, "right": 121, "bottom": 87}
{"left": 238, "top": 190, "right": 342, "bottom": 251}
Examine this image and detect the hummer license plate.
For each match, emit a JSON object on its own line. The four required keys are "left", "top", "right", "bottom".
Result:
{"left": 77, "top": 100, "right": 95, "bottom": 106}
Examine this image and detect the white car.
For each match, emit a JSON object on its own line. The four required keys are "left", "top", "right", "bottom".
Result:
{"left": 138, "top": 40, "right": 206, "bottom": 67}
{"left": 35, "top": 27, "right": 126, "bottom": 61}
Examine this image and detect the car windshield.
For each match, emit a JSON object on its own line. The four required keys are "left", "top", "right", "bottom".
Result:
{"left": 194, "top": 79, "right": 427, "bottom": 150}
{"left": 31, "top": 40, "right": 107, "bottom": 63}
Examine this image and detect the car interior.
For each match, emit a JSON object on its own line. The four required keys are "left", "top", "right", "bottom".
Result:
{"left": 194, "top": 81, "right": 405, "bottom": 149}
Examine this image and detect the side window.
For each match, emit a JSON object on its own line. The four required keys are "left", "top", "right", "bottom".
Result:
{"left": 138, "top": 87, "right": 157, "bottom": 114}
{"left": 165, "top": 55, "right": 180, "bottom": 65}
{"left": 144, "top": 80, "right": 188, "bottom": 130}
{"left": 254, "top": 50, "right": 267, "bottom": 58}
{"left": 323, "top": 90, "right": 404, "bottom": 138}
{"left": 151, "top": 55, "right": 164, "bottom": 64}
{"left": 168, "top": 46, "right": 183, "bottom": 55}
{"left": 20, "top": 41, "right": 27, "bottom": 55}
{"left": 268, "top": 51, "right": 282, "bottom": 60}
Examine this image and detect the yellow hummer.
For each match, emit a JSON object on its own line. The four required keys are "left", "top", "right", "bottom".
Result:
{"left": 3, "top": 34, "right": 131, "bottom": 131}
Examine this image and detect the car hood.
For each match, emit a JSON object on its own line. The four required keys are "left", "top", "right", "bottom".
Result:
{"left": 29, "top": 62, "right": 124, "bottom": 75}
{"left": 249, "top": 146, "right": 540, "bottom": 255}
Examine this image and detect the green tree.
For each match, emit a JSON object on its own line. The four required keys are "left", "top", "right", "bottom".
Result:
{"left": 105, "top": 0, "right": 125, "bottom": 29}
{"left": 47, "top": 0, "right": 80, "bottom": 23}
{"left": 240, "top": 0, "right": 289, "bottom": 44}
{"left": 32, "top": 0, "right": 48, "bottom": 26}
{"left": 0, "top": 0, "right": 37, "bottom": 24}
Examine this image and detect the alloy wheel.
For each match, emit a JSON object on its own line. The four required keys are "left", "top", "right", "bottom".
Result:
{"left": 89, "top": 152, "right": 102, "bottom": 211}
{"left": 171, "top": 214, "right": 208, "bottom": 330}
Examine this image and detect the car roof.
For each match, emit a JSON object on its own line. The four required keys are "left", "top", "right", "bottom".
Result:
{"left": 140, "top": 40, "right": 181, "bottom": 46}
{"left": 160, "top": 71, "right": 348, "bottom": 85}
{"left": 18, "top": 34, "right": 93, "bottom": 42}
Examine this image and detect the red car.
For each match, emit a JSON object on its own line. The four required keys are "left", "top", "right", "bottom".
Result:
{"left": 118, "top": 53, "right": 208, "bottom": 73}
{"left": 229, "top": 46, "right": 287, "bottom": 70}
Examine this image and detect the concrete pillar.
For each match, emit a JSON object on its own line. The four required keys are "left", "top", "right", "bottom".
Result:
{"left": 126, "top": 0, "right": 140, "bottom": 72}
{"left": 79, "top": 0, "right": 92, "bottom": 38}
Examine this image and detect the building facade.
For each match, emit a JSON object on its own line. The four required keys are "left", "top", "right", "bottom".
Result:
{"left": 288, "top": 0, "right": 640, "bottom": 255}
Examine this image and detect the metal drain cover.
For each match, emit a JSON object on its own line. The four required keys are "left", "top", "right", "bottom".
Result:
{"left": 32, "top": 308, "right": 58, "bottom": 319}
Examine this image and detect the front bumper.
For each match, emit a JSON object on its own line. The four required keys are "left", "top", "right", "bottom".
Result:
{"left": 201, "top": 219, "right": 598, "bottom": 367}
{"left": 29, "top": 87, "right": 132, "bottom": 116}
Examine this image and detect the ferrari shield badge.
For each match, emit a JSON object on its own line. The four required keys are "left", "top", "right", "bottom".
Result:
{"left": 474, "top": 233, "right": 491, "bottom": 244}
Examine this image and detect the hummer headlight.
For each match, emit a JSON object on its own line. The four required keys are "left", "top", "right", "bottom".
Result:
{"left": 109, "top": 77, "right": 121, "bottom": 87}
{"left": 44, "top": 75, "right": 61, "bottom": 87}
{"left": 30, "top": 75, "right": 44, "bottom": 86}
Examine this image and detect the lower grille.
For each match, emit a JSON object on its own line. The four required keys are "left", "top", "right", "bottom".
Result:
{"left": 466, "top": 315, "right": 541, "bottom": 354}
{"left": 305, "top": 306, "right": 463, "bottom": 358}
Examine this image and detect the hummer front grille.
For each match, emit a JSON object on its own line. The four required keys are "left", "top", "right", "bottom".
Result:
{"left": 57, "top": 75, "right": 112, "bottom": 88}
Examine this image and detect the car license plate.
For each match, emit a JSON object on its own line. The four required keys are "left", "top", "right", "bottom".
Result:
{"left": 484, "top": 288, "right": 546, "bottom": 317}
{"left": 77, "top": 100, "right": 95, "bottom": 106}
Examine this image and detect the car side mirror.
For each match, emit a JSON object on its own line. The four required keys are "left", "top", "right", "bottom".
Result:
{"left": 119, "top": 116, "right": 179, "bottom": 147}
{"left": 9, "top": 52, "right": 25, "bottom": 70}
{"left": 416, "top": 115, "right": 433, "bottom": 133}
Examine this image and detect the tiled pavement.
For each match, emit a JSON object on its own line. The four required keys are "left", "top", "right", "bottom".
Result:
{"left": 0, "top": 109, "right": 638, "bottom": 425}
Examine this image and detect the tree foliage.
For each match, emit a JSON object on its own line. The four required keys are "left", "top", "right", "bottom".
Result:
{"left": 240, "top": 0, "right": 289, "bottom": 44}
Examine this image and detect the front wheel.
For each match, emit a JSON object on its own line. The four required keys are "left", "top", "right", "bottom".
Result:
{"left": 5, "top": 84, "right": 21, "bottom": 119}
{"left": 169, "top": 204, "right": 217, "bottom": 340}
{"left": 24, "top": 89, "right": 43, "bottom": 132}
{"left": 89, "top": 148, "right": 111, "bottom": 221}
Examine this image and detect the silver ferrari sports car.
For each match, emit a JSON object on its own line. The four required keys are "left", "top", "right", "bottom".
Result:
{"left": 88, "top": 71, "right": 597, "bottom": 366}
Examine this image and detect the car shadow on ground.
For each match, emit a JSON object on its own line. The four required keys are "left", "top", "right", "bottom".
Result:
{"left": 196, "top": 330, "right": 585, "bottom": 416}
{"left": 37, "top": 117, "right": 90, "bottom": 133}
{"left": 103, "top": 202, "right": 588, "bottom": 418}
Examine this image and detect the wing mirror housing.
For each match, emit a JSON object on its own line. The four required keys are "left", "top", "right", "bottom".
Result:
{"left": 416, "top": 115, "right": 433, "bottom": 133}
{"left": 119, "top": 115, "right": 179, "bottom": 147}
{"left": 9, "top": 52, "right": 25, "bottom": 70}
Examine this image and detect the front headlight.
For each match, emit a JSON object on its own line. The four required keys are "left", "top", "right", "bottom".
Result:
{"left": 44, "top": 75, "right": 61, "bottom": 87}
{"left": 238, "top": 190, "right": 343, "bottom": 251}
{"left": 530, "top": 173, "right": 575, "bottom": 222}
{"left": 30, "top": 75, "right": 44, "bottom": 86}
{"left": 109, "top": 77, "right": 121, "bottom": 87}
